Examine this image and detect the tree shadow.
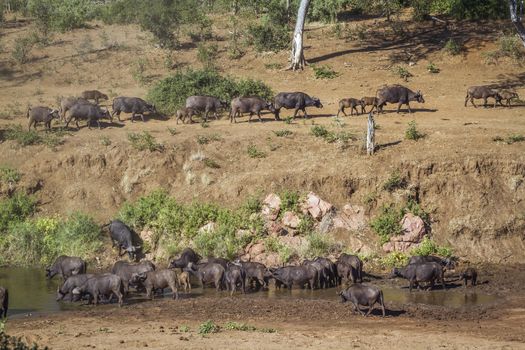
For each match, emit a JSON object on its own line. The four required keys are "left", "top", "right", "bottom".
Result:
{"left": 375, "top": 140, "right": 402, "bottom": 151}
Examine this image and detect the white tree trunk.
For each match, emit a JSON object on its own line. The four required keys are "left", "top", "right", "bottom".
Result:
{"left": 289, "top": 0, "right": 310, "bottom": 71}
{"left": 367, "top": 113, "right": 375, "bottom": 156}
{"left": 509, "top": 0, "right": 525, "bottom": 47}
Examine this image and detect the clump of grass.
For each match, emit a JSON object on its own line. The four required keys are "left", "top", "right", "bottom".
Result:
{"left": 311, "top": 125, "right": 356, "bottom": 145}
{"left": 264, "top": 62, "right": 283, "bottom": 70}
{"left": 12, "top": 36, "right": 34, "bottom": 64}
{"left": 303, "top": 232, "right": 335, "bottom": 259}
{"left": 283, "top": 116, "right": 294, "bottom": 124}
{"left": 5, "top": 125, "right": 42, "bottom": 146}
{"left": 427, "top": 62, "right": 440, "bottom": 73}
{"left": 273, "top": 129, "right": 292, "bottom": 137}
{"left": 382, "top": 170, "right": 406, "bottom": 192}
{"left": 100, "top": 136, "right": 112, "bottom": 146}
{"left": 312, "top": 65, "right": 340, "bottom": 79}
{"left": 259, "top": 327, "right": 277, "bottom": 333}
{"left": 201, "top": 121, "right": 210, "bottom": 128}
{"left": 410, "top": 236, "right": 453, "bottom": 257}
{"left": 167, "top": 127, "right": 177, "bottom": 136}
{"left": 381, "top": 252, "right": 409, "bottom": 268}
{"left": 247, "top": 144, "right": 266, "bottom": 158}
{"left": 483, "top": 34, "right": 524, "bottom": 65}
{"left": 198, "top": 320, "right": 220, "bottom": 335}
{"left": 179, "top": 325, "right": 190, "bottom": 333}
{"left": 405, "top": 120, "right": 425, "bottom": 141}
{"left": 127, "top": 131, "right": 164, "bottom": 152}
{"left": 443, "top": 38, "right": 462, "bottom": 55}
{"left": 363, "top": 191, "right": 378, "bottom": 208}
{"left": 203, "top": 158, "right": 220, "bottom": 169}
{"left": 264, "top": 236, "right": 294, "bottom": 263}
{"left": 196, "top": 134, "right": 221, "bottom": 145}
{"left": 493, "top": 134, "right": 525, "bottom": 144}
{"left": 0, "top": 166, "right": 21, "bottom": 187}
{"left": 224, "top": 322, "right": 257, "bottom": 332}
{"left": 391, "top": 66, "right": 413, "bottom": 81}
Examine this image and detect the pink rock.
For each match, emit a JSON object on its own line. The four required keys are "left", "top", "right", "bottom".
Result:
{"left": 302, "top": 192, "right": 333, "bottom": 220}
{"left": 332, "top": 204, "right": 367, "bottom": 231}
{"left": 266, "top": 221, "right": 287, "bottom": 237}
{"left": 400, "top": 213, "right": 426, "bottom": 243}
{"left": 261, "top": 193, "right": 281, "bottom": 221}
{"left": 248, "top": 242, "right": 265, "bottom": 257}
{"left": 281, "top": 211, "right": 301, "bottom": 228}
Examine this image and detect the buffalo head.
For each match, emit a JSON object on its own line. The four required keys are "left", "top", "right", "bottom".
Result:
{"left": 312, "top": 97, "right": 323, "bottom": 108}
{"left": 415, "top": 91, "right": 425, "bottom": 103}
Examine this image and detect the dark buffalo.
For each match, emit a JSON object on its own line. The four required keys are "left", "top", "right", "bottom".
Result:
{"left": 302, "top": 259, "right": 327, "bottom": 289}
{"left": 131, "top": 269, "right": 179, "bottom": 300}
{"left": 314, "top": 257, "right": 337, "bottom": 287}
{"left": 336, "top": 260, "right": 355, "bottom": 285}
{"left": 225, "top": 262, "right": 246, "bottom": 296}
{"left": 80, "top": 90, "right": 109, "bottom": 104}
{"left": 56, "top": 274, "right": 95, "bottom": 301}
{"left": 229, "top": 97, "right": 275, "bottom": 123}
{"left": 103, "top": 220, "right": 141, "bottom": 260}
{"left": 169, "top": 248, "right": 201, "bottom": 269}
{"left": 27, "top": 106, "right": 59, "bottom": 131}
{"left": 112, "top": 97, "right": 156, "bottom": 122}
{"left": 392, "top": 262, "right": 445, "bottom": 292}
{"left": 72, "top": 274, "right": 124, "bottom": 306}
{"left": 376, "top": 84, "right": 424, "bottom": 113}
{"left": 59, "top": 96, "right": 91, "bottom": 122}
{"left": 408, "top": 255, "right": 455, "bottom": 270}
{"left": 338, "top": 253, "right": 363, "bottom": 283}
{"left": 65, "top": 103, "right": 111, "bottom": 129}
{"left": 111, "top": 260, "right": 155, "bottom": 293}
{"left": 339, "top": 284, "right": 385, "bottom": 317}
{"left": 272, "top": 265, "right": 318, "bottom": 290}
{"left": 460, "top": 267, "right": 477, "bottom": 287}
{"left": 273, "top": 92, "right": 323, "bottom": 120}
{"left": 185, "top": 95, "right": 228, "bottom": 122}
{"left": 46, "top": 256, "right": 87, "bottom": 280}
{"left": 234, "top": 261, "right": 268, "bottom": 289}
{"left": 337, "top": 98, "right": 364, "bottom": 117}
{"left": 0, "top": 287, "right": 8, "bottom": 319}
{"left": 464, "top": 86, "right": 501, "bottom": 108}
{"left": 185, "top": 262, "right": 225, "bottom": 291}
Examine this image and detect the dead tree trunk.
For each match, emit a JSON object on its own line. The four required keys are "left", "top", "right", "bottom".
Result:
{"left": 367, "top": 113, "right": 375, "bottom": 156}
{"left": 509, "top": 0, "right": 525, "bottom": 47}
{"left": 288, "top": 0, "right": 310, "bottom": 71}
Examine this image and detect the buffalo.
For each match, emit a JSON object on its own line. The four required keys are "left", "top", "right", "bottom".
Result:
{"left": 392, "top": 262, "right": 445, "bottom": 292}
{"left": 273, "top": 92, "right": 323, "bottom": 120}
{"left": 339, "top": 284, "right": 385, "bottom": 317}
{"left": 27, "top": 106, "right": 60, "bottom": 131}
{"left": 408, "top": 255, "right": 455, "bottom": 270}
{"left": 65, "top": 103, "right": 111, "bottom": 129}
{"left": 111, "top": 260, "right": 155, "bottom": 293}
{"left": 56, "top": 274, "right": 95, "bottom": 302}
{"left": 460, "top": 267, "right": 477, "bottom": 287}
{"left": 376, "top": 84, "right": 424, "bottom": 113}
{"left": 80, "top": 90, "right": 109, "bottom": 104}
{"left": 229, "top": 97, "right": 275, "bottom": 123}
{"left": 169, "top": 248, "right": 201, "bottom": 269}
{"left": 465, "top": 86, "right": 501, "bottom": 108}
{"left": 225, "top": 262, "right": 246, "bottom": 295}
{"left": 103, "top": 220, "right": 141, "bottom": 260}
{"left": 72, "top": 274, "right": 124, "bottom": 307}
{"left": 59, "top": 96, "right": 90, "bottom": 122}
{"left": 112, "top": 97, "right": 156, "bottom": 122}
{"left": 338, "top": 253, "right": 363, "bottom": 283}
{"left": 234, "top": 260, "right": 268, "bottom": 289}
{"left": 272, "top": 265, "right": 318, "bottom": 290}
{"left": 131, "top": 269, "right": 179, "bottom": 300}
{"left": 337, "top": 98, "right": 364, "bottom": 117}
{"left": 46, "top": 256, "right": 87, "bottom": 280}
{"left": 0, "top": 287, "right": 8, "bottom": 319}
{"left": 185, "top": 95, "right": 228, "bottom": 122}
{"left": 185, "top": 262, "right": 225, "bottom": 291}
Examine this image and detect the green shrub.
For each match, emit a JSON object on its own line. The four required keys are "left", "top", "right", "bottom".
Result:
{"left": 11, "top": 36, "right": 34, "bottom": 64}
{"left": 427, "top": 62, "right": 440, "bottom": 73}
{"left": 296, "top": 214, "right": 314, "bottom": 235}
{"left": 119, "top": 189, "right": 170, "bottom": 230}
{"left": 370, "top": 204, "right": 403, "bottom": 244}
{"left": 443, "top": 38, "right": 462, "bottom": 55}
{"left": 0, "top": 192, "right": 37, "bottom": 233}
{"left": 493, "top": 134, "right": 525, "bottom": 144}
{"left": 5, "top": 124, "right": 42, "bottom": 146}
{"left": 411, "top": 0, "right": 431, "bottom": 21}
{"left": 381, "top": 251, "right": 409, "bottom": 268}
{"left": 196, "top": 134, "right": 221, "bottom": 145}
{"left": 147, "top": 69, "right": 273, "bottom": 114}
{"left": 197, "top": 42, "right": 219, "bottom": 68}
{"left": 309, "top": 0, "right": 351, "bottom": 23}
{"left": 247, "top": 144, "right": 266, "bottom": 158}
{"left": 199, "top": 320, "right": 219, "bottom": 335}
{"left": 127, "top": 131, "right": 164, "bottom": 152}
{"left": 405, "top": 120, "right": 424, "bottom": 141}
{"left": 311, "top": 125, "right": 356, "bottom": 144}
{"left": 28, "top": 0, "right": 95, "bottom": 33}
{"left": 247, "top": 23, "right": 289, "bottom": 53}
{"left": 311, "top": 125, "right": 329, "bottom": 138}
{"left": 410, "top": 236, "right": 453, "bottom": 257}
{"left": 448, "top": 0, "right": 508, "bottom": 20}
{"left": 279, "top": 190, "right": 301, "bottom": 214}
{"left": 382, "top": 170, "right": 406, "bottom": 192}
{"left": 273, "top": 129, "right": 292, "bottom": 137}
{"left": 303, "top": 232, "right": 334, "bottom": 258}
{"left": 0, "top": 166, "right": 21, "bottom": 186}
{"left": 312, "top": 65, "right": 340, "bottom": 79}
{"left": 391, "top": 66, "right": 412, "bottom": 81}
{"left": 224, "top": 322, "right": 256, "bottom": 332}
{"left": 404, "top": 199, "right": 431, "bottom": 227}
{"left": 498, "top": 34, "right": 524, "bottom": 61}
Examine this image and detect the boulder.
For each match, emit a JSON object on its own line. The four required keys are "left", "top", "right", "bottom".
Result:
{"left": 253, "top": 252, "right": 281, "bottom": 267}
{"left": 302, "top": 192, "right": 333, "bottom": 220}
{"left": 318, "top": 204, "right": 367, "bottom": 234}
{"left": 266, "top": 221, "right": 288, "bottom": 237}
{"left": 281, "top": 211, "right": 301, "bottom": 229}
{"left": 247, "top": 241, "right": 265, "bottom": 257}
{"left": 261, "top": 193, "right": 281, "bottom": 221}
{"left": 382, "top": 213, "right": 427, "bottom": 253}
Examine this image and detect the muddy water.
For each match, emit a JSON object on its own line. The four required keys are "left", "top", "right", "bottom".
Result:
{"left": 0, "top": 267, "right": 497, "bottom": 317}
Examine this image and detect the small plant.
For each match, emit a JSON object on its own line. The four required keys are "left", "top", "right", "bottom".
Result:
{"left": 41, "top": 132, "right": 64, "bottom": 150}
{"left": 197, "top": 42, "right": 219, "bottom": 68}
{"left": 247, "top": 144, "right": 266, "bottom": 158}
{"left": 381, "top": 252, "right": 409, "bottom": 268}
{"left": 392, "top": 66, "right": 413, "bottom": 81}
{"left": 167, "top": 127, "right": 177, "bottom": 136}
{"left": 279, "top": 190, "right": 301, "bottom": 214}
{"left": 247, "top": 23, "right": 289, "bottom": 53}
{"left": 405, "top": 120, "right": 424, "bottom": 141}
{"left": 127, "top": 132, "right": 163, "bottom": 152}
{"left": 382, "top": 170, "right": 406, "bottom": 192}
{"left": 493, "top": 134, "right": 525, "bottom": 144}
{"left": 273, "top": 129, "right": 292, "bottom": 137}
{"left": 0, "top": 166, "right": 21, "bottom": 187}
{"left": 201, "top": 121, "right": 210, "bottom": 128}
{"left": 498, "top": 34, "right": 523, "bottom": 61}
{"left": 179, "top": 325, "right": 190, "bottom": 333}
{"left": 12, "top": 37, "right": 34, "bottom": 64}
{"left": 203, "top": 158, "right": 220, "bottom": 169}
{"left": 264, "top": 62, "right": 283, "bottom": 70}
{"left": 427, "top": 62, "right": 440, "bottom": 73}
{"left": 312, "top": 65, "right": 340, "bottom": 79}
{"left": 443, "top": 38, "right": 462, "bottom": 55}
{"left": 311, "top": 125, "right": 329, "bottom": 138}
{"left": 131, "top": 58, "right": 148, "bottom": 86}
{"left": 283, "top": 116, "right": 293, "bottom": 124}
{"left": 370, "top": 204, "right": 403, "bottom": 244}
{"left": 259, "top": 327, "right": 277, "bottom": 333}
{"left": 196, "top": 134, "right": 221, "bottom": 145}
{"left": 410, "top": 236, "right": 453, "bottom": 257}
{"left": 100, "top": 136, "right": 111, "bottom": 146}
{"left": 5, "top": 125, "right": 42, "bottom": 146}
{"left": 224, "top": 322, "right": 256, "bottom": 331}
{"left": 198, "top": 320, "right": 219, "bottom": 335}
{"left": 304, "top": 232, "right": 334, "bottom": 258}
{"left": 363, "top": 191, "right": 378, "bottom": 208}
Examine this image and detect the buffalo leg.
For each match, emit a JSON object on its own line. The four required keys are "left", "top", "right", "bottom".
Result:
{"left": 131, "top": 112, "right": 136, "bottom": 122}
{"left": 147, "top": 287, "right": 153, "bottom": 300}
{"left": 303, "top": 108, "right": 308, "bottom": 119}
{"left": 441, "top": 276, "right": 446, "bottom": 290}
{"left": 464, "top": 94, "right": 469, "bottom": 107}
{"left": 406, "top": 102, "right": 412, "bottom": 113}
{"left": 292, "top": 108, "right": 300, "bottom": 119}
{"left": 337, "top": 107, "right": 346, "bottom": 117}
{"left": 470, "top": 98, "right": 477, "bottom": 108}
{"left": 483, "top": 97, "right": 488, "bottom": 108}
{"left": 171, "top": 284, "right": 178, "bottom": 300}
{"left": 140, "top": 113, "right": 145, "bottom": 122}
{"left": 257, "top": 111, "right": 262, "bottom": 122}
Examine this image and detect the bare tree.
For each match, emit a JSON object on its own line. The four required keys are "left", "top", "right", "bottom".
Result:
{"left": 288, "top": 0, "right": 310, "bottom": 71}
{"left": 509, "top": 0, "right": 525, "bottom": 47}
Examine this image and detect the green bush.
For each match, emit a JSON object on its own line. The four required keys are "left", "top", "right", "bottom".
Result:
{"left": 247, "top": 23, "right": 289, "bottom": 53}
{"left": 28, "top": 0, "right": 95, "bottom": 33}
{"left": 119, "top": 189, "right": 170, "bottom": 230}
{"left": 382, "top": 170, "right": 406, "bottom": 192}
{"left": 199, "top": 320, "right": 219, "bottom": 334}
{"left": 11, "top": 36, "right": 34, "bottom": 64}
{"left": 197, "top": 42, "right": 219, "bottom": 68}
{"left": 0, "top": 192, "right": 37, "bottom": 233}
{"left": 147, "top": 69, "right": 273, "bottom": 114}
{"left": 247, "top": 144, "right": 266, "bottom": 158}
{"left": 273, "top": 129, "right": 293, "bottom": 137}
{"left": 311, "top": 125, "right": 356, "bottom": 144}
{"left": 5, "top": 124, "right": 42, "bottom": 146}
{"left": 411, "top": 0, "right": 431, "bottom": 21}
{"left": 0, "top": 166, "right": 21, "bottom": 186}
{"left": 224, "top": 321, "right": 257, "bottom": 332}
{"left": 370, "top": 204, "right": 403, "bottom": 244}
{"left": 303, "top": 232, "right": 334, "bottom": 258}
{"left": 127, "top": 131, "right": 164, "bottom": 152}
{"left": 392, "top": 66, "right": 413, "bottom": 81}
{"left": 443, "top": 38, "right": 462, "bottom": 55}
{"left": 410, "top": 236, "right": 453, "bottom": 257}
{"left": 493, "top": 134, "right": 525, "bottom": 144}
{"left": 405, "top": 199, "right": 431, "bottom": 227}
{"left": 448, "top": 0, "right": 508, "bottom": 20}
{"left": 381, "top": 251, "right": 409, "bottom": 268}
{"left": 309, "top": 0, "right": 351, "bottom": 23}
{"left": 312, "top": 65, "right": 340, "bottom": 79}
{"left": 427, "top": 62, "right": 440, "bottom": 73}
{"left": 279, "top": 190, "right": 301, "bottom": 214}
{"left": 405, "top": 120, "right": 425, "bottom": 141}
{"left": 498, "top": 34, "right": 524, "bottom": 61}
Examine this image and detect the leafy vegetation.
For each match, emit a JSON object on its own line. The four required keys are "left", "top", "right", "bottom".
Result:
{"left": 264, "top": 236, "right": 294, "bottom": 263}
{"left": 443, "top": 38, "right": 462, "bottom": 55}
{"left": 197, "top": 42, "right": 219, "bottom": 68}
{"left": 405, "top": 120, "right": 425, "bottom": 141}
{"left": 391, "top": 66, "right": 413, "bottom": 81}
{"left": 247, "top": 144, "right": 266, "bottom": 159}
{"left": 427, "top": 62, "right": 440, "bottom": 73}
{"left": 381, "top": 251, "right": 409, "bottom": 268}
{"left": 303, "top": 232, "right": 334, "bottom": 258}
{"left": 382, "top": 170, "right": 406, "bottom": 192}
{"left": 28, "top": 0, "right": 95, "bottom": 33}
{"left": 410, "top": 236, "right": 453, "bottom": 257}
{"left": 147, "top": 69, "right": 273, "bottom": 114}
{"left": 11, "top": 36, "right": 34, "bottom": 64}
{"left": 127, "top": 131, "right": 164, "bottom": 152}
{"left": 198, "top": 320, "right": 220, "bottom": 335}
{"left": 312, "top": 65, "right": 340, "bottom": 79}
{"left": 0, "top": 166, "right": 21, "bottom": 187}
{"left": 224, "top": 322, "right": 257, "bottom": 332}
{"left": 311, "top": 125, "right": 356, "bottom": 145}
{"left": 370, "top": 204, "right": 404, "bottom": 244}
{"left": 273, "top": 130, "right": 293, "bottom": 137}
{"left": 0, "top": 192, "right": 37, "bottom": 233}
{"left": 5, "top": 125, "right": 41, "bottom": 146}
{"left": 196, "top": 134, "right": 221, "bottom": 145}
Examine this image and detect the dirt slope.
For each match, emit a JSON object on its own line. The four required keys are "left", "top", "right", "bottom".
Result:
{"left": 0, "top": 17, "right": 524, "bottom": 262}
